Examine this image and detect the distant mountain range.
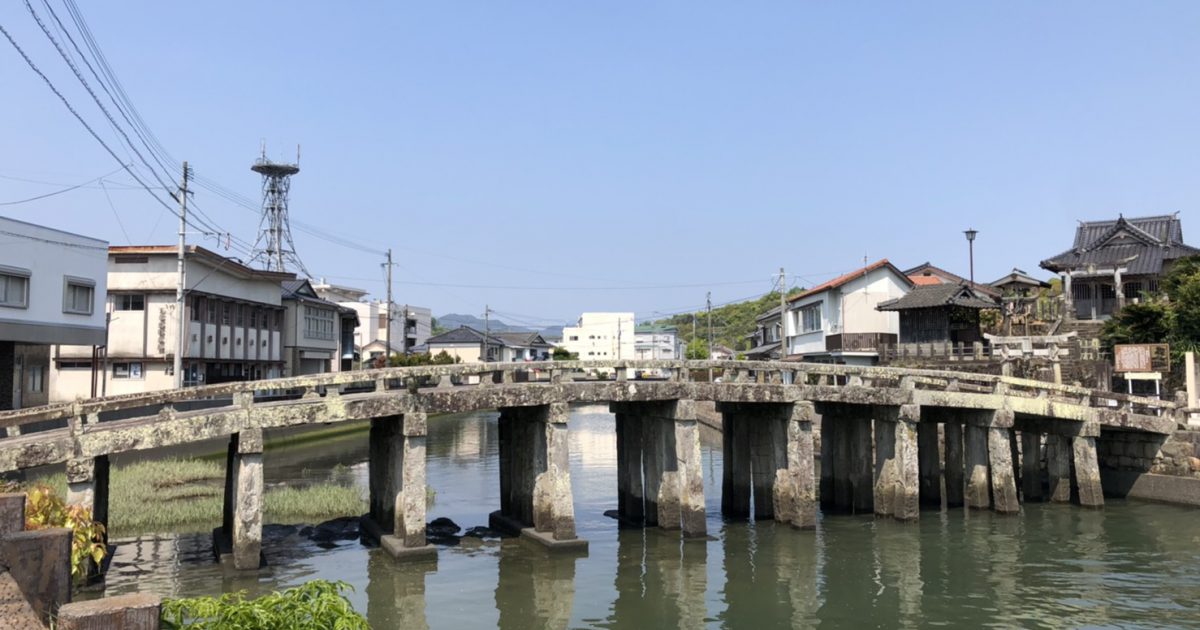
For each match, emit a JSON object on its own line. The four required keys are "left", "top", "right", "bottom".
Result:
{"left": 436, "top": 313, "right": 566, "bottom": 340}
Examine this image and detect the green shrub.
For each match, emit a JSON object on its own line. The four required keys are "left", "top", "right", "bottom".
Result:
{"left": 161, "top": 579, "right": 368, "bottom": 629}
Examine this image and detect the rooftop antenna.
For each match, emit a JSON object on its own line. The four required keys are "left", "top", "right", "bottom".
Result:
{"left": 249, "top": 144, "right": 310, "bottom": 276}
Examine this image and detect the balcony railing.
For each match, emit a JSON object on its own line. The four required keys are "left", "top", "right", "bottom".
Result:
{"left": 825, "top": 332, "right": 897, "bottom": 353}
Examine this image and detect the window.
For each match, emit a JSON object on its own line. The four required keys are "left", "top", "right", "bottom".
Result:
{"left": 112, "top": 362, "right": 143, "bottom": 380}
{"left": 304, "top": 306, "right": 335, "bottom": 340}
{"left": 191, "top": 296, "right": 202, "bottom": 321}
{"left": 206, "top": 300, "right": 217, "bottom": 323}
{"left": 569, "top": 336, "right": 579, "bottom": 341}
{"left": 63, "top": 277, "right": 95, "bottom": 315}
{"left": 378, "top": 314, "right": 388, "bottom": 330}
{"left": 115, "top": 294, "right": 145, "bottom": 311}
{"left": 221, "top": 303, "right": 232, "bottom": 325}
{"left": 799, "top": 303, "right": 822, "bottom": 333}
{"left": 27, "top": 366, "right": 44, "bottom": 393}
{"left": 236, "top": 304, "right": 245, "bottom": 327}
{"left": 58, "top": 360, "right": 92, "bottom": 370}
{"left": 0, "top": 266, "right": 30, "bottom": 308}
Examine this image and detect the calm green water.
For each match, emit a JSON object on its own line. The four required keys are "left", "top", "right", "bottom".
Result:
{"left": 98, "top": 405, "right": 1200, "bottom": 629}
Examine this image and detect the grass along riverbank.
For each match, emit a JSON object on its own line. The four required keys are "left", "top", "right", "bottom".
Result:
{"left": 33, "top": 458, "right": 366, "bottom": 537}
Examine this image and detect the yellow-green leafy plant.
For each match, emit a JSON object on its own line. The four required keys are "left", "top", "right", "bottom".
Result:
{"left": 161, "top": 580, "right": 369, "bottom": 629}
{"left": 24, "top": 484, "right": 107, "bottom": 583}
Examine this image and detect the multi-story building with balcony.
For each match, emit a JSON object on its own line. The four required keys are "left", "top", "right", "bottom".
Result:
{"left": 784, "top": 259, "right": 911, "bottom": 366}
{"left": 50, "top": 245, "right": 295, "bottom": 400}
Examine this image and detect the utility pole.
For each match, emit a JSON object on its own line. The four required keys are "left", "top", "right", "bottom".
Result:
{"left": 384, "top": 248, "right": 394, "bottom": 364}
{"left": 402, "top": 304, "right": 410, "bottom": 355}
{"left": 173, "top": 161, "right": 189, "bottom": 389}
{"left": 484, "top": 305, "right": 491, "bottom": 362}
{"left": 707, "top": 291, "right": 714, "bottom": 381}
{"left": 779, "top": 267, "right": 787, "bottom": 362}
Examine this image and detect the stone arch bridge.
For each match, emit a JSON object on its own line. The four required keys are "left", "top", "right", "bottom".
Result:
{"left": 0, "top": 361, "right": 1177, "bottom": 569}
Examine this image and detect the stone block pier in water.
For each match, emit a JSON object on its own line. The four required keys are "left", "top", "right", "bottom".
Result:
{"left": 0, "top": 360, "right": 1178, "bottom": 570}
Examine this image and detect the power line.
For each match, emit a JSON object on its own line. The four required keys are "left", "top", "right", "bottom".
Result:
{"left": 0, "top": 21, "right": 180, "bottom": 218}
{"left": 23, "top": 0, "right": 178, "bottom": 197}
{"left": 0, "top": 164, "right": 128, "bottom": 206}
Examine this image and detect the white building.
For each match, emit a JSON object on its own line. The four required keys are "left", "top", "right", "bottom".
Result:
{"left": 51, "top": 245, "right": 295, "bottom": 401}
{"left": 280, "top": 279, "right": 358, "bottom": 375}
{"left": 784, "top": 259, "right": 912, "bottom": 366}
{"left": 0, "top": 216, "right": 108, "bottom": 409}
{"left": 634, "top": 324, "right": 684, "bottom": 360}
{"left": 311, "top": 281, "right": 432, "bottom": 362}
{"left": 560, "top": 312, "right": 635, "bottom": 360}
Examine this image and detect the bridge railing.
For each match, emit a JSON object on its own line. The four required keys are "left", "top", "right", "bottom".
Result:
{"left": 0, "top": 360, "right": 1177, "bottom": 435}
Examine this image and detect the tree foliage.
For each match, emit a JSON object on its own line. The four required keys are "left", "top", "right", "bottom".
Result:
{"left": 1100, "top": 256, "right": 1200, "bottom": 356}
{"left": 161, "top": 580, "right": 368, "bottom": 629}
{"left": 685, "top": 338, "right": 709, "bottom": 360}
{"left": 23, "top": 484, "right": 107, "bottom": 584}
{"left": 651, "top": 288, "right": 802, "bottom": 352}
{"left": 551, "top": 347, "right": 578, "bottom": 360}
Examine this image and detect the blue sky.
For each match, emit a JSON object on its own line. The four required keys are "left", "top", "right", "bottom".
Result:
{"left": 3, "top": 2, "right": 1200, "bottom": 326}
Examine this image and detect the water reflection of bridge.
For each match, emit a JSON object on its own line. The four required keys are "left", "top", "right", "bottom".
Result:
{"left": 0, "top": 360, "right": 1176, "bottom": 570}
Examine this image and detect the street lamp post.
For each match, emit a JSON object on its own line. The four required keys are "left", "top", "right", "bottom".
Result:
{"left": 964, "top": 228, "right": 978, "bottom": 284}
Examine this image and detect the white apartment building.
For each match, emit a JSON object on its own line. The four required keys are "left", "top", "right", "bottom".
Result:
{"left": 784, "top": 259, "right": 911, "bottom": 366}
{"left": 560, "top": 312, "right": 635, "bottom": 360}
{"left": 311, "top": 281, "right": 432, "bottom": 359}
{"left": 634, "top": 324, "right": 684, "bottom": 360}
{"left": 0, "top": 216, "right": 108, "bottom": 409}
{"left": 51, "top": 246, "right": 295, "bottom": 400}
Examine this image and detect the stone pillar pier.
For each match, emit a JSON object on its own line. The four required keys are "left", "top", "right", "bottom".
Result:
{"left": 849, "top": 412, "right": 874, "bottom": 514}
{"left": 988, "top": 427, "right": 1020, "bottom": 513}
{"left": 964, "top": 421, "right": 990, "bottom": 510}
{"left": 721, "top": 409, "right": 750, "bottom": 519}
{"left": 368, "top": 412, "right": 435, "bottom": 561}
{"left": 219, "top": 430, "right": 264, "bottom": 570}
{"left": 719, "top": 401, "right": 816, "bottom": 529}
{"left": 917, "top": 422, "right": 941, "bottom": 507}
{"left": 872, "top": 404, "right": 919, "bottom": 521}
{"left": 613, "top": 400, "right": 706, "bottom": 537}
{"left": 1020, "top": 431, "right": 1044, "bottom": 502}
{"left": 778, "top": 402, "right": 817, "bottom": 529}
{"left": 1045, "top": 434, "right": 1072, "bottom": 503}
{"left": 65, "top": 455, "right": 109, "bottom": 539}
{"left": 615, "top": 413, "right": 645, "bottom": 524}
{"left": 943, "top": 421, "right": 965, "bottom": 508}
{"left": 493, "top": 403, "right": 586, "bottom": 550}
{"left": 818, "top": 404, "right": 873, "bottom": 513}
{"left": 987, "top": 410, "right": 1020, "bottom": 514}
{"left": 1073, "top": 436, "right": 1104, "bottom": 508}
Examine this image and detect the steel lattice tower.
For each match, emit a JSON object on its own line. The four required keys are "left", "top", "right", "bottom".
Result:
{"left": 249, "top": 148, "right": 310, "bottom": 276}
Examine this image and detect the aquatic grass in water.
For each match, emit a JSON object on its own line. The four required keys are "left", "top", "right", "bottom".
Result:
{"left": 30, "top": 458, "right": 367, "bottom": 537}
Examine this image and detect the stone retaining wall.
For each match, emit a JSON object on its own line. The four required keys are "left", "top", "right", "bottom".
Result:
{"left": 1097, "top": 430, "right": 1199, "bottom": 477}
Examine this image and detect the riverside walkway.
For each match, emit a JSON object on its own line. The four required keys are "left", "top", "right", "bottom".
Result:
{"left": 0, "top": 360, "right": 1177, "bottom": 569}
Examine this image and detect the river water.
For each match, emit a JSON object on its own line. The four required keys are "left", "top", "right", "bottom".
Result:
{"left": 96, "top": 405, "right": 1200, "bottom": 628}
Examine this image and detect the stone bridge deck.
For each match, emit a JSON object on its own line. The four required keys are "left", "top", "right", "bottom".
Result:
{"left": 0, "top": 361, "right": 1179, "bottom": 569}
